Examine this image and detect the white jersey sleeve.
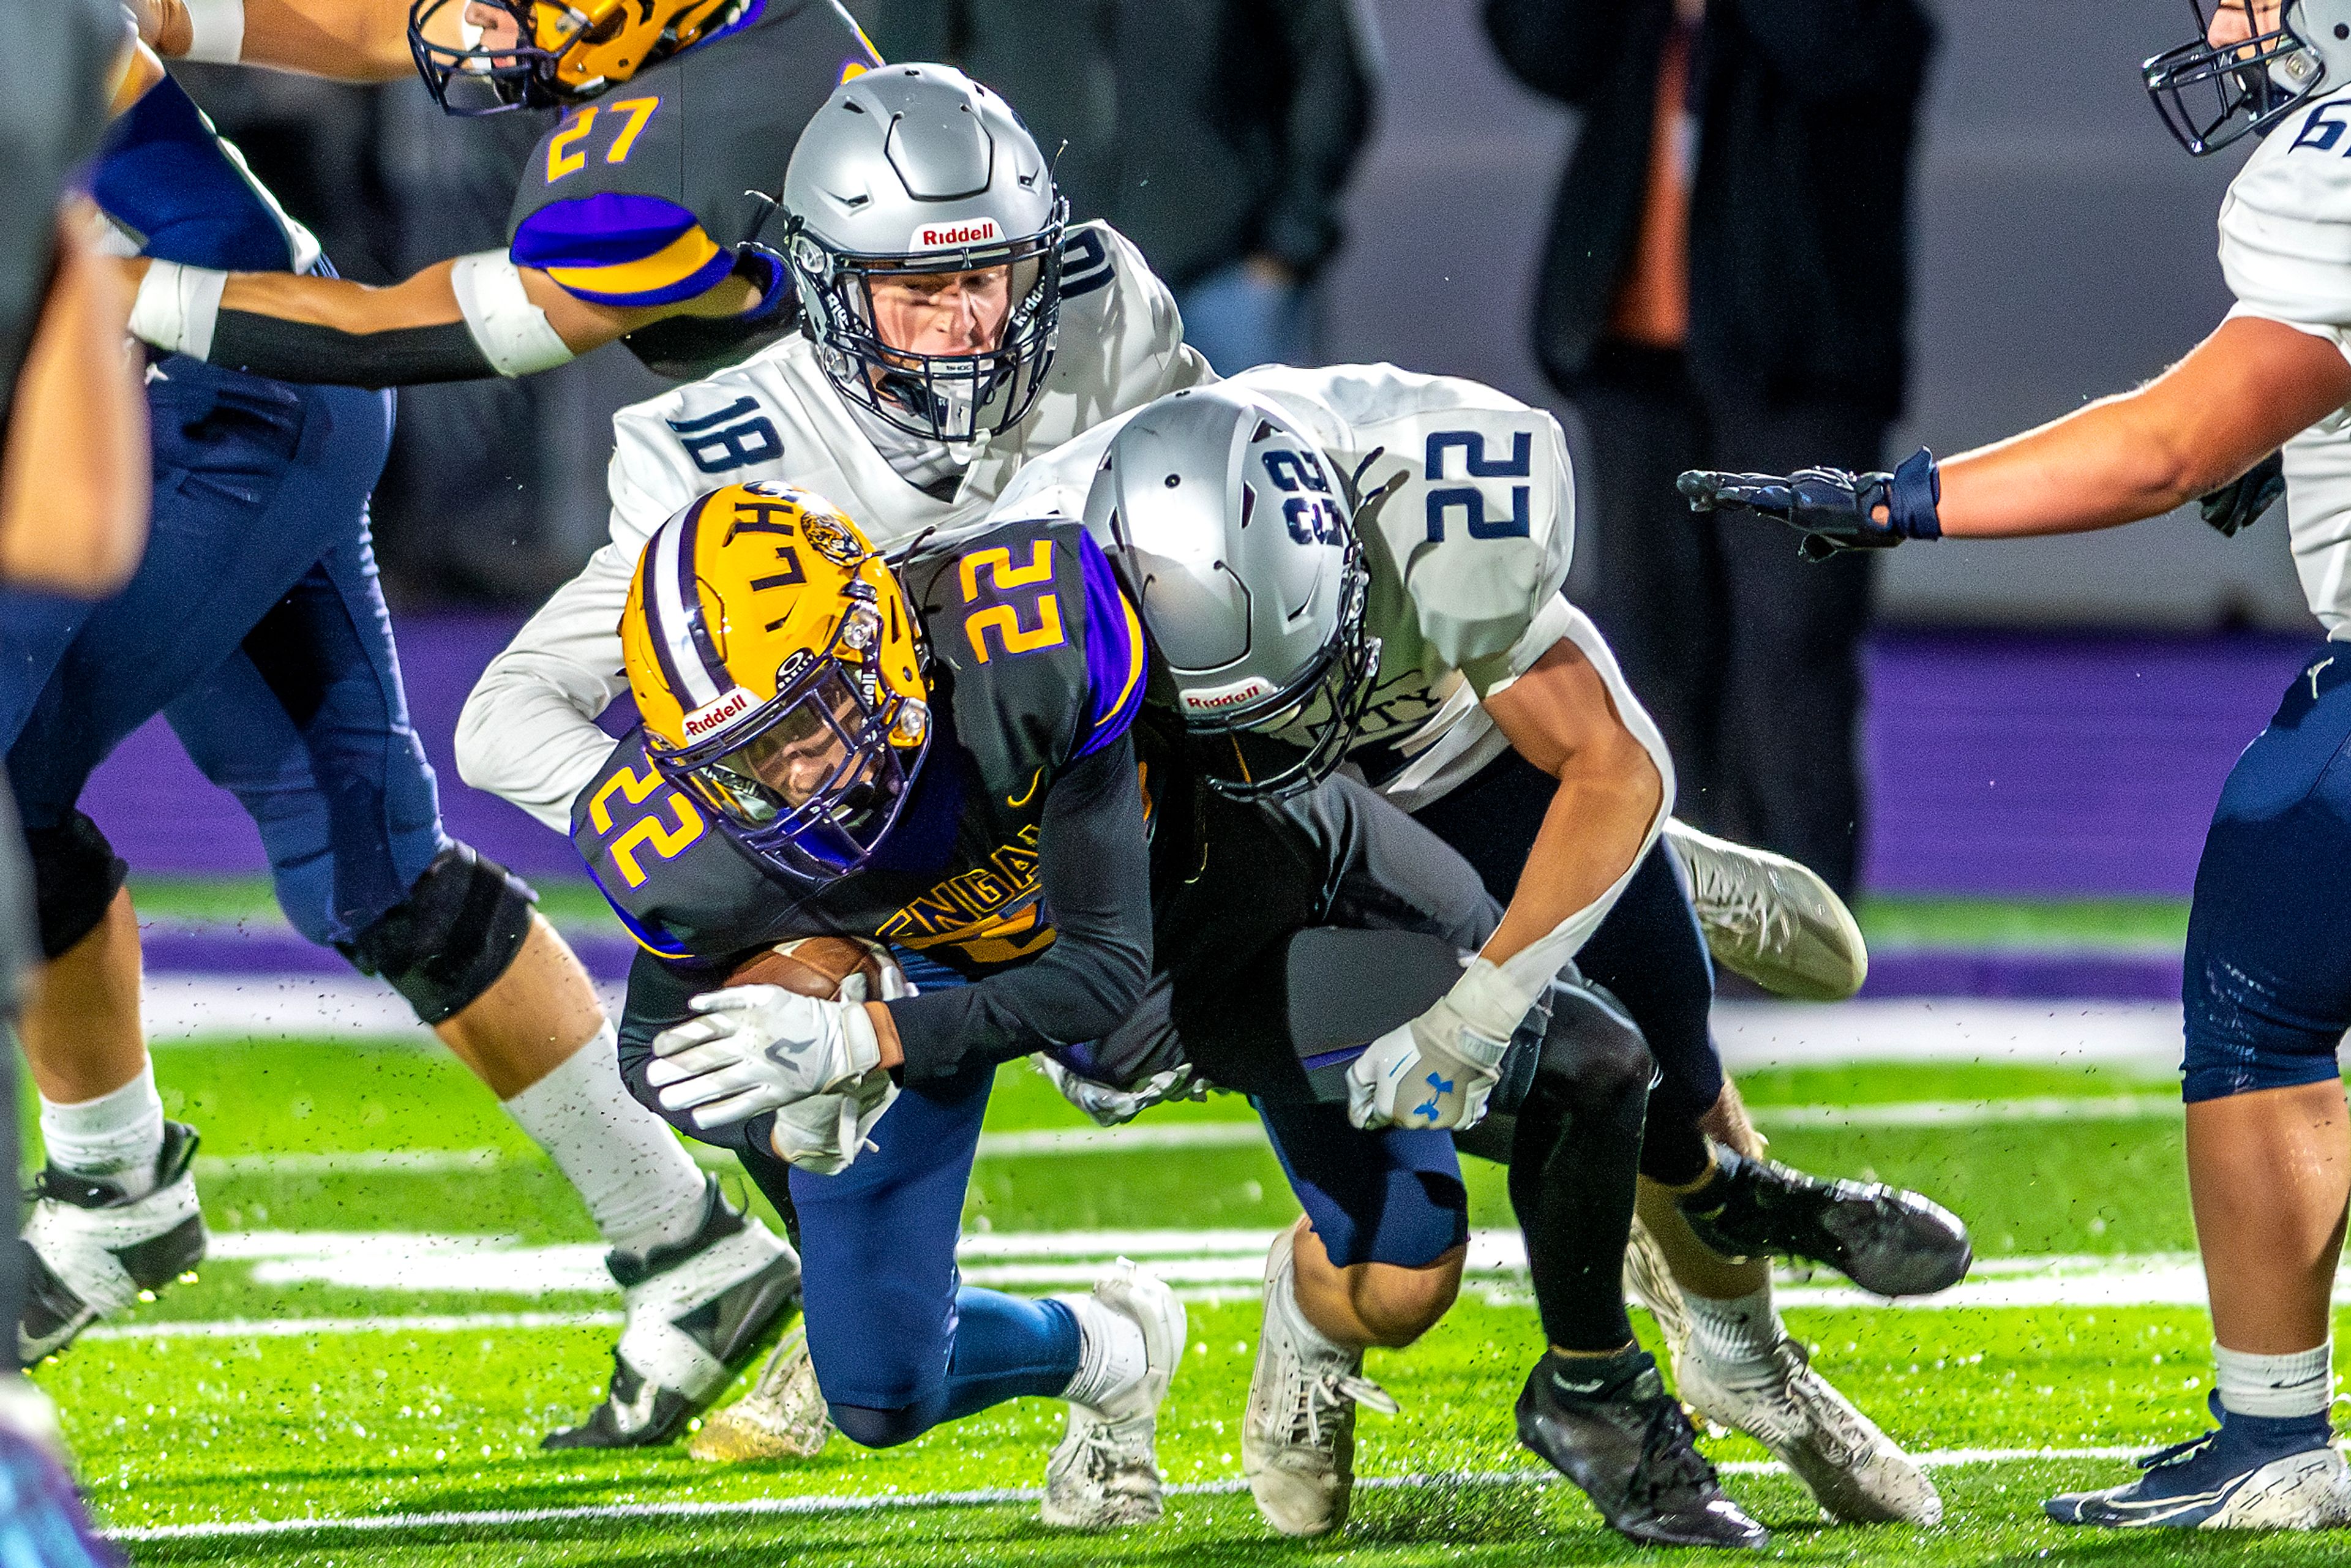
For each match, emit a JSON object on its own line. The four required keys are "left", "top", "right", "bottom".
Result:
{"left": 2218, "top": 88, "right": 2351, "bottom": 637}
{"left": 454, "top": 543, "right": 635, "bottom": 832}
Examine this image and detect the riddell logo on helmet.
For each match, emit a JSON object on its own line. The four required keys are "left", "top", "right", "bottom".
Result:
{"left": 910, "top": 219, "right": 1002, "bottom": 250}
{"left": 1180, "top": 677, "right": 1275, "bottom": 715}
{"left": 682, "top": 687, "right": 756, "bottom": 738}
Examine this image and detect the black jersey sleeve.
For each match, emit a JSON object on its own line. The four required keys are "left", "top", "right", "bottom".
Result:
{"left": 912, "top": 520, "right": 1149, "bottom": 793}
{"left": 506, "top": 0, "right": 877, "bottom": 310}
{"left": 884, "top": 733, "right": 1153, "bottom": 1079}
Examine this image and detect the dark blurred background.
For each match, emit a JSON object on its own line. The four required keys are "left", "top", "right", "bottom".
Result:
{"left": 170, "top": 1, "right": 2298, "bottom": 628}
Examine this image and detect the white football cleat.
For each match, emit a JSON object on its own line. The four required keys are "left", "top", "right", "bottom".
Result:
{"left": 1625, "top": 1221, "right": 1938, "bottom": 1526}
{"left": 544, "top": 1179, "right": 802, "bottom": 1450}
{"left": 688, "top": 1324, "right": 833, "bottom": 1462}
{"left": 1676, "top": 1337, "right": 1941, "bottom": 1525}
{"left": 1242, "top": 1226, "right": 1400, "bottom": 1537}
{"left": 1665, "top": 819, "right": 1868, "bottom": 1002}
{"left": 21, "top": 1120, "right": 207, "bottom": 1363}
{"left": 1042, "top": 1259, "right": 1185, "bottom": 1529}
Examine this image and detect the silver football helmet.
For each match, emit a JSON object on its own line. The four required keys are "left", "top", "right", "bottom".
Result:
{"left": 781, "top": 64, "right": 1067, "bottom": 443}
{"left": 1082, "top": 386, "right": 1378, "bottom": 801}
{"left": 2145, "top": 0, "right": 2351, "bottom": 154}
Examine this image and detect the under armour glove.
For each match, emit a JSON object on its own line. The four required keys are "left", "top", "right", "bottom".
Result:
{"left": 1679, "top": 448, "right": 1943, "bottom": 561}
{"left": 768, "top": 1068, "right": 899, "bottom": 1175}
{"left": 1038, "top": 1057, "right": 1205, "bottom": 1128}
{"left": 1346, "top": 960, "right": 1523, "bottom": 1131}
{"left": 647, "top": 985, "right": 882, "bottom": 1129}
{"left": 2199, "top": 451, "right": 2285, "bottom": 538}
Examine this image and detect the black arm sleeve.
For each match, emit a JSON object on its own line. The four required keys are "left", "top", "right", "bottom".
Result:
{"left": 206, "top": 311, "right": 499, "bottom": 389}
{"left": 883, "top": 737, "right": 1154, "bottom": 1080}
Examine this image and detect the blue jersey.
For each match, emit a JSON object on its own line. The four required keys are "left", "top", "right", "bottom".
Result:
{"left": 89, "top": 75, "right": 321, "bottom": 275}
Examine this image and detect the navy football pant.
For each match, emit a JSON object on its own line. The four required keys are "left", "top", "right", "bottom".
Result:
{"left": 0, "top": 359, "right": 441, "bottom": 945}
{"left": 1409, "top": 751, "right": 1721, "bottom": 1183}
{"left": 2181, "top": 642, "right": 2351, "bottom": 1104}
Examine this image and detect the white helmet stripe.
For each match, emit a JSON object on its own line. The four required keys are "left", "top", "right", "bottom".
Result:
{"left": 648, "top": 517, "right": 723, "bottom": 711}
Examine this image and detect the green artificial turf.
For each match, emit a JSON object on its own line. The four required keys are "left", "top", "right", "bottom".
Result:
{"left": 16, "top": 1036, "right": 2284, "bottom": 1565}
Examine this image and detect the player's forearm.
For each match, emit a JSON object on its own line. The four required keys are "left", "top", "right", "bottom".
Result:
{"left": 458, "top": 661, "right": 625, "bottom": 833}
{"left": 0, "top": 216, "right": 149, "bottom": 596}
{"left": 1479, "top": 735, "right": 1661, "bottom": 976}
{"left": 1936, "top": 315, "right": 2351, "bottom": 539}
{"left": 141, "top": 0, "right": 420, "bottom": 80}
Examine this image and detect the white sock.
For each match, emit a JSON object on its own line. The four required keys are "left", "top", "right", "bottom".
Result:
{"left": 500, "top": 1022, "right": 710, "bottom": 1259}
{"left": 1060, "top": 1294, "right": 1148, "bottom": 1411}
{"left": 40, "top": 1062, "right": 165, "bottom": 1199}
{"left": 2216, "top": 1341, "right": 2332, "bottom": 1421}
{"left": 1681, "top": 1284, "right": 1787, "bottom": 1388}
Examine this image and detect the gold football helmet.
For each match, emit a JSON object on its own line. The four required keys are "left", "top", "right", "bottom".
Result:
{"left": 410, "top": 0, "right": 737, "bottom": 113}
{"left": 621, "top": 481, "right": 929, "bottom": 882}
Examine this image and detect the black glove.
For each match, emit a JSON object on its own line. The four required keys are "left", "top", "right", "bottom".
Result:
{"left": 2198, "top": 451, "right": 2284, "bottom": 538}
{"left": 1679, "top": 448, "right": 1943, "bottom": 562}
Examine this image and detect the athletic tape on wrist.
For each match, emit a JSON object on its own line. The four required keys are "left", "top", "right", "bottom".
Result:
{"left": 450, "top": 251, "right": 575, "bottom": 378}
{"left": 181, "top": 0, "right": 244, "bottom": 62}
{"left": 127, "top": 260, "right": 227, "bottom": 361}
{"left": 1441, "top": 958, "right": 1539, "bottom": 1057}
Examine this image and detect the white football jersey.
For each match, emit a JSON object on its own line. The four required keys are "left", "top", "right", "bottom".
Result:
{"left": 990, "top": 362, "right": 1671, "bottom": 813}
{"left": 2219, "top": 84, "right": 2351, "bottom": 636}
{"left": 458, "top": 221, "right": 1212, "bottom": 830}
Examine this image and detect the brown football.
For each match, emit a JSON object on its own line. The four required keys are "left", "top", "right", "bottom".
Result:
{"left": 727, "top": 935, "right": 890, "bottom": 1002}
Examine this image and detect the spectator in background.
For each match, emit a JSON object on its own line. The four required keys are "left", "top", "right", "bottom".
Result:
{"left": 1488, "top": 0, "right": 1933, "bottom": 899}
{"left": 857, "top": 0, "right": 1381, "bottom": 374}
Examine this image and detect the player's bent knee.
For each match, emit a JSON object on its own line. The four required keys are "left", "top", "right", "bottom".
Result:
{"left": 337, "top": 842, "right": 538, "bottom": 1025}
{"left": 827, "top": 1398, "right": 945, "bottom": 1449}
{"left": 26, "top": 812, "right": 129, "bottom": 960}
{"left": 1535, "top": 981, "right": 1655, "bottom": 1114}
{"left": 1352, "top": 1253, "right": 1463, "bottom": 1348}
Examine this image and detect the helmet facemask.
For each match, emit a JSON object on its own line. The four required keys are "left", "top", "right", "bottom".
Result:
{"left": 790, "top": 203, "right": 1067, "bottom": 446}
{"left": 653, "top": 594, "right": 932, "bottom": 883}
{"left": 408, "top": 0, "right": 731, "bottom": 114}
{"left": 2145, "top": 0, "right": 2329, "bottom": 154}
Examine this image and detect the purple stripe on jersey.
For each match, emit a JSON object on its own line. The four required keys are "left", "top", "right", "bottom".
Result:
{"left": 1071, "top": 530, "right": 1147, "bottom": 762}
{"left": 510, "top": 192, "right": 700, "bottom": 271}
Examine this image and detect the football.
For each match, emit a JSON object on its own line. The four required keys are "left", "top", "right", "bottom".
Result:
{"left": 727, "top": 935, "right": 892, "bottom": 1002}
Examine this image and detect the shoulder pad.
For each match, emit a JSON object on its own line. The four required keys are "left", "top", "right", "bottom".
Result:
{"left": 2224, "top": 91, "right": 2351, "bottom": 330}
{"left": 571, "top": 730, "right": 784, "bottom": 958}
{"left": 907, "top": 520, "right": 1146, "bottom": 789}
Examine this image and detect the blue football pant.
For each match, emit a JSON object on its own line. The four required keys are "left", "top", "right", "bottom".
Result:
{"left": 0, "top": 358, "right": 443, "bottom": 945}
{"left": 2181, "top": 642, "right": 2351, "bottom": 1103}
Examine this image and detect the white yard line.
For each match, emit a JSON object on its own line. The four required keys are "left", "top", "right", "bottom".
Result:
{"left": 142, "top": 981, "right": 2186, "bottom": 1076}
{"left": 100, "top": 1446, "right": 2154, "bottom": 1543}
{"left": 81, "top": 1310, "right": 622, "bottom": 1344}
{"left": 189, "top": 1093, "right": 2180, "bottom": 1182}
{"left": 110, "top": 1229, "right": 2260, "bottom": 1307}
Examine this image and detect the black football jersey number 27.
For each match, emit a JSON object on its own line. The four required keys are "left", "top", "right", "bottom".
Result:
{"left": 507, "top": 1, "right": 879, "bottom": 324}
{"left": 572, "top": 519, "right": 1149, "bottom": 980}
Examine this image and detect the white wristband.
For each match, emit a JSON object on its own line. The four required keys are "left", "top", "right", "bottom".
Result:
{"left": 1443, "top": 956, "right": 1543, "bottom": 1051}
{"left": 181, "top": 0, "right": 245, "bottom": 62}
{"left": 450, "top": 251, "right": 576, "bottom": 378}
{"left": 127, "top": 259, "right": 227, "bottom": 361}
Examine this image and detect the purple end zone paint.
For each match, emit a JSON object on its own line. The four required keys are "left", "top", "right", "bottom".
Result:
{"left": 77, "top": 618, "right": 2319, "bottom": 898}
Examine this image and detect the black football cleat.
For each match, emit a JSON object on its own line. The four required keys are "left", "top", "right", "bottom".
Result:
{"left": 1676, "top": 1142, "right": 1971, "bottom": 1297}
{"left": 1517, "top": 1349, "right": 1769, "bottom": 1550}
{"left": 543, "top": 1179, "right": 803, "bottom": 1450}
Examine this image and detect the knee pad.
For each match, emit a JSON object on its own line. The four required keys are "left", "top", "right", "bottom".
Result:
{"left": 1537, "top": 980, "right": 1658, "bottom": 1109}
{"left": 827, "top": 1397, "right": 943, "bottom": 1450}
{"left": 337, "top": 841, "right": 536, "bottom": 1025}
{"left": 26, "top": 812, "right": 127, "bottom": 960}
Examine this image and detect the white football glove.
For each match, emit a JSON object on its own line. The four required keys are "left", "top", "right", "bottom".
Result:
{"left": 1346, "top": 958, "right": 1531, "bottom": 1131}
{"left": 1038, "top": 1057, "right": 1204, "bottom": 1128}
{"left": 769, "top": 1067, "right": 899, "bottom": 1175}
{"left": 647, "top": 985, "right": 883, "bottom": 1129}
